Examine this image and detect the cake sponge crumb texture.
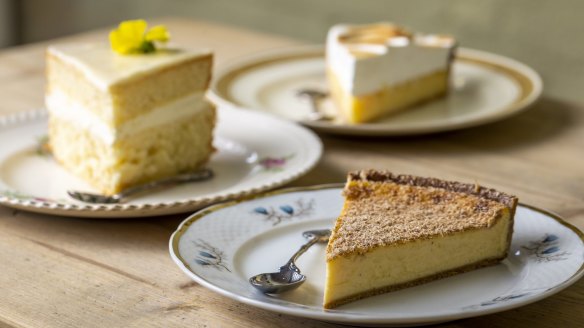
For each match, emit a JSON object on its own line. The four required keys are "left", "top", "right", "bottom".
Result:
{"left": 49, "top": 104, "right": 215, "bottom": 195}
{"left": 46, "top": 43, "right": 215, "bottom": 195}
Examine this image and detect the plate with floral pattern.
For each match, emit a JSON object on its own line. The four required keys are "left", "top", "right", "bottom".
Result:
{"left": 170, "top": 185, "right": 584, "bottom": 327}
{"left": 0, "top": 108, "right": 322, "bottom": 218}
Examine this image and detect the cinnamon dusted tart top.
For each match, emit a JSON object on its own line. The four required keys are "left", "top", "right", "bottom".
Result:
{"left": 327, "top": 170, "right": 518, "bottom": 260}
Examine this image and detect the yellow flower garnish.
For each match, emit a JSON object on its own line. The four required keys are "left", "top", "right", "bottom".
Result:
{"left": 109, "top": 20, "right": 170, "bottom": 54}
{"left": 145, "top": 25, "right": 170, "bottom": 42}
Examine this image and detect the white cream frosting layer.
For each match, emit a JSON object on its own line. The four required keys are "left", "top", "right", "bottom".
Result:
{"left": 46, "top": 90, "right": 210, "bottom": 145}
{"left": 326, "top": 24, "right": 456, "bottom": 96}
{"left": 48, "top": 43, "right": 211, "bottom": 91}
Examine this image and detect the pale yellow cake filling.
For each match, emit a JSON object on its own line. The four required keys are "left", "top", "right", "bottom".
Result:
{"left": 323, "top": 208, "right": 511, "bottom": 308}
{"left": 327, "top": 69, "right": 448, "bottom": 124}
{"left": 48, "top": 103, "right": 215, "bottom": 195}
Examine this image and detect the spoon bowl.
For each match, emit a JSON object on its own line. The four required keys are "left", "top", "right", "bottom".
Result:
{"left": 249, "top": 229, "right": 331, "bottom": 294}
{"left": 249, "top": 267, "right": 306, "bottom": 294}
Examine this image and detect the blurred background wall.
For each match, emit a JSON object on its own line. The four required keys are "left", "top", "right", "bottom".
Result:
{"left": 0, "top": 0, "right": 19, "bottom": 47}
{"left": 1, "top": 0, "right": 582, "bottom": 102}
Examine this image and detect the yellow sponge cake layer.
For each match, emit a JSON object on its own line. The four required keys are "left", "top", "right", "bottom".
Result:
{"left": 323, "top": 170, "right": 517, "bottom": 309}
{"left": 49, "top": 102, "right": 215, "bottom": 195}
{"left": 46, "top": 44, "right": 212, "bottom": 127}
{"left": 328, "top": 69, "right": 449, "bottom": 124}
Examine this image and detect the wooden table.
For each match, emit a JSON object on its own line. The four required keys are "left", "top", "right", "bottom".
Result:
{"left": 0, "top": 18, "right": 582, "bottom": 328}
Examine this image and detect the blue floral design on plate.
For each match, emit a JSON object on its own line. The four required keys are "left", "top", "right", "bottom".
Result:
{"left": 193, "top": 239, "right": 231, "bottom": 272}
{"left": 462, "top": 291, "right": 533, "bottom": 310}
{"left": 252, "top": 198, "right": 314, "bottom": 226}
{"left": 522, "top": 234, "right": 570, "bottom": 262}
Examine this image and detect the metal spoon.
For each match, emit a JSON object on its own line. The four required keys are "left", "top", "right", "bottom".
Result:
{"left": 249, "top": 229, "right": 331, "bottom": 294}
{"left": 296, "top": 89, "right": 333, "bottom": 121}
{"left": 67, "top": 168, "right": 214, "bottom": 204}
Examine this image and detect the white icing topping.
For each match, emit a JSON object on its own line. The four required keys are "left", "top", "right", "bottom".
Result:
{"left": 48, "top": 43, "right": 211, "bottom": 91}
{"left": 326, "top": 23, "right": 456, "bottom": 96}
{"left": 46, "top": 90, "right": 210, "bottom": 145}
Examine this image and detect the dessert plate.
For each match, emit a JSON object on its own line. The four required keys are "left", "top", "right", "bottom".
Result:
{"left": 170, "top": 185, "right": 584, "bottom": 327}
{"left": 210, "top": 46, "right": 542, "bottom": 136}
{"left": 0, "top": 108, "right": 322, "bottom": 218}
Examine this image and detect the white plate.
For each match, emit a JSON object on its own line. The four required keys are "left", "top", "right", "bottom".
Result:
{"left": 0, "top": 108, "right": 322, "bottom": 218}
{"left": 170, "top": 185, "right": 584, "bottom": 327}
{"left": 210, "top": 46, "right": 542, "bottom": 136}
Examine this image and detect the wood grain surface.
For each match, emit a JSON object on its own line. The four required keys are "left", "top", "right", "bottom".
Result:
{"left": 0, "top": 18, "right": 582, "bottom": 328}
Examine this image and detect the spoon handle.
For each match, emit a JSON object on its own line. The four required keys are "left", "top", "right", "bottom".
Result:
{"left": 284, "top": 237, "right": 320, "bottom": 268}
{"left": 296, "top": 89, "right": 332, "bottom": 121}
{"left": 117, "top": 168, "right": 214, "bottom": 198}
{"left": 282, "top": 229, "right": 331, "bottom": 269}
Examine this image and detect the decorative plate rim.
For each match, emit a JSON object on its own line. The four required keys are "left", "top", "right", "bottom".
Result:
{"left": 0, "top": 109, "right": 323, "bottom": 217}
{"left": 169, "top": 184, "right": 584, "bottom": 325}
{"left": 209, "top": 45, "right": 543, "bottom": 136}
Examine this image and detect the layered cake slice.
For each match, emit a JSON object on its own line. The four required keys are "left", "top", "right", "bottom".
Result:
{"left": 46, "top": 42, "right": 215, "bottom": 195}
{"left": 323, "top": 170, "right": 517, "bottom": 309}
{"left": 326, "top": 23, "right": 457, "bottom": 123}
